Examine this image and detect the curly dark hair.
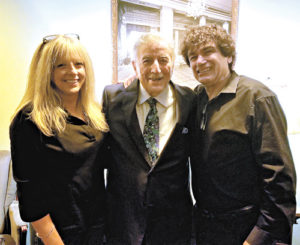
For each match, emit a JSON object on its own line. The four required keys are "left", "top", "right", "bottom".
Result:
{"left": 180, "top": 24, "right": 236, "bottom": 71}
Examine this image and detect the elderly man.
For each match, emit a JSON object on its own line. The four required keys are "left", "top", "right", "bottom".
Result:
{"left": 102, "top": 33, "right": 196, "bottom": 245}
{"left": 181, "top": 24, "right": 296, "bottom": 245}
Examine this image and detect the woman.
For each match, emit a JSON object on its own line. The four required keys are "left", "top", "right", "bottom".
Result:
{"left": 10, "top": 34, "right": 109, "bottom": 245}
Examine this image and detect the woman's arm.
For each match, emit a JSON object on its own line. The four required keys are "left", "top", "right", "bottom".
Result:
{"left": 10, "top": 111, "right": 64, "bottom": 244}
{"left": 32, "top": 214, "right": 64, "bottom": 245}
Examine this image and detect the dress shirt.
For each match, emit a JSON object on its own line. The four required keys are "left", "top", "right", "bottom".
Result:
{"left": 136, "top": 82, "right": 178, "bottom": 155}
{"left": 191, "top": 71, "right": 296, "bottom": 244}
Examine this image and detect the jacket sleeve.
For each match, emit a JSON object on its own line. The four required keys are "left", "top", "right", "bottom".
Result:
{"left": 9, "top": 111, "right": 52, "bottom": 222}
{"left": 101, "top": 86, "right": 110, "bottom": 122}
{"left": 246, "top": 95, "right": 296, "bottom": 245}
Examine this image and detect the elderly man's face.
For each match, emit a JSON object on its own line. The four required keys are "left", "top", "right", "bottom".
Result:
{"left": 188, "top": 42, "right": 231, "bottom": 89}
{"left": 132, "top": 40, "right": 173, "bottom": 97}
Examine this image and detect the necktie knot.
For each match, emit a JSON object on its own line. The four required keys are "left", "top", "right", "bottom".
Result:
{"left": 147, "top": 97, "right": 157, "bottom": 108}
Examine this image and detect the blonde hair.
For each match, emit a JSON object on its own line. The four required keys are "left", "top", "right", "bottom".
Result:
{"left": 12, "top": 35, "right": 108, "bottom": 136}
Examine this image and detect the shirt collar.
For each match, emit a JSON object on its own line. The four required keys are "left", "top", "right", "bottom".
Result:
{"left": 219, "top": 72, "right": 239, "bottom": 94}
{"left": 138, "top": 81, "right": 174, "bottom": 108}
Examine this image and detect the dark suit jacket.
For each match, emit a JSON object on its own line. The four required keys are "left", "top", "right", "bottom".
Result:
{"left": 102, "top": 80, "right": 196, "bottom": 245}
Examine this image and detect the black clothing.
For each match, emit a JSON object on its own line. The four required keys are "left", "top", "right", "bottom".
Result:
{"left": 102, "top": 80, "right": 196, "bottom": 245}
{"left": 10, "top": 109, "right": 107, "bottom": 245}
{"left": 194, "top": 205, "right": 258, "bottom": 245}
{"left": 191, "top": 72, "right": 296, "bottom": 244}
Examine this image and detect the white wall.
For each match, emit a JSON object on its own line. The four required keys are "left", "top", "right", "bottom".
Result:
{"left": 0, "top": 0, "right": 112, "bottom": 149}
{"left": 18, "top": 0, "right": 112, "bottom": 98}
{"left": 236, "top": 0, "right": 300, "bottom": 134}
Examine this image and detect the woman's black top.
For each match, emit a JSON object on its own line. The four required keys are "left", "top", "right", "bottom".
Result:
{"left": 10, "top": 109, "right": 108, "bottom": 244}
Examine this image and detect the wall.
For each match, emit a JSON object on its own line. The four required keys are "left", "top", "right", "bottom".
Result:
{"left": 0, "top": 0, "right": 112, "bottom": 150}
{"left": 236, "top": 0, "right": 300, "bottom": 134}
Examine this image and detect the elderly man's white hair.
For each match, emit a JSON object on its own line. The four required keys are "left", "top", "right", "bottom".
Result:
{"left": 131, "top": 33, "right": 175, "bottom": 62}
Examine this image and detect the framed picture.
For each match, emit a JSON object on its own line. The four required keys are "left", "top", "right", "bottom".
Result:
{"left": 111, "top": 0, "right": 239, "bottom": 87}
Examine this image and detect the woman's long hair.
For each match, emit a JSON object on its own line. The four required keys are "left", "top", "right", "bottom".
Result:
{"left": 12, "top": 35, "right": 108, "bottom": 136}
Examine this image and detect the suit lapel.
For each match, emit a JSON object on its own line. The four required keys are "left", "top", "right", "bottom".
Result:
{"left": 120, "top": 81, "right": 194, "bottom": 168}
{"left": 121, "top": 80, "right": 152, "bottom": 166}
{"left": 172, "top": 82, "right": 193, "bottom": 126}
{"left": 152, "top": 82, "right": 194, "bottom": 169}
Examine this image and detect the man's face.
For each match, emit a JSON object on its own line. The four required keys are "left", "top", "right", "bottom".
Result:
{"left": 188, "top": 42, "right": 231, "bottom": 88}
{"left": 132, "top": 40, "right": 174, "bottom": 97}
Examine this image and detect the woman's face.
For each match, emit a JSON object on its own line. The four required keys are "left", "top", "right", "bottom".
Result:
{"left": 51, "top": 54, "right": 86, "bottom": 100}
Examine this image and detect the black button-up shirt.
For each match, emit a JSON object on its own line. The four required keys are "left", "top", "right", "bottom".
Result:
{"left": 191, "top": 71, "right": 296, "bottom": 244}
{"left": 10, "top": 109, "right": 108, "bottom": 242}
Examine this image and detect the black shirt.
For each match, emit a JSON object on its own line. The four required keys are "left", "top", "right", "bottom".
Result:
{"left": 10, "top": 109, "right": 108, "bottom": 241}
{"left": 191, "top": 72, "right": 296, "bottom": 243}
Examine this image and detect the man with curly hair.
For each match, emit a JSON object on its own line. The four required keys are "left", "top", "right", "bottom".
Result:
{"left": 181, "top": 25, "right": 296, "bottom": 245}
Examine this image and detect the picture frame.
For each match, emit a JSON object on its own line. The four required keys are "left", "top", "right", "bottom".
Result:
{"left": 111, "top": 0, "right": 239, "bottom": 86}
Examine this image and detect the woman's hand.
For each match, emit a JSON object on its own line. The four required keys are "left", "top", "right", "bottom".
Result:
{"left": 118, "top": 74, "right": 136, "bottom": 88}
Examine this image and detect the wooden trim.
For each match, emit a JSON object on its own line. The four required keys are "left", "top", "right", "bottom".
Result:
{"left": 111, "top": 0, "right": 118, "bottom": 83}
{"left": 231, "top": 0, "right": 239, "bottom": 42}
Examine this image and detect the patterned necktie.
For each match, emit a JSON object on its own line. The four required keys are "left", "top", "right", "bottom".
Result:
{"left": 143, "top": 97, "right": 159, "bottom": 163}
